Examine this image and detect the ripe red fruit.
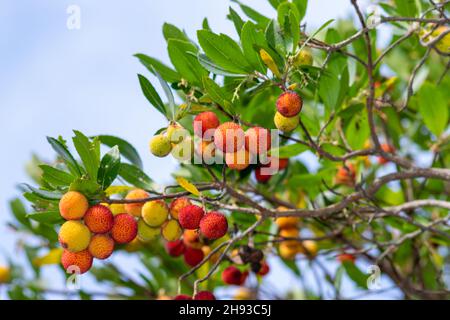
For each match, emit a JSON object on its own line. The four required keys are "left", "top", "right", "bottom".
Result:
{"left": 258, "top": 261, "right": 270, "bottom": 276}
{"left": 276, "top": 91, "right": 303, "bottom": 117}
{"left": 194, "top": 291, "right": 216, "bottom": 300}
{"left": 61, "top": 249, "right": 93, "bottom": 274}
{"left": 245, "top": 127, "right": 271, "bottom": 155}
{"left": 335, "top": 163, "right": 356, "bottom": 187}
{"left": 111, "top": 213, "right": 138, "bottom": 244}
{"left": 193, "top": 111, "right": 220, "bottom": 140}
{"left": 169, "top": 197, "right": 192, "bottom": 220}
{"left": 165, "top": 240, "right": 186, "bottom": 257}
{"left": 222, "top": 266, "right": 246, "bottom": 285}
{"left": 254, "top": 166, "right": 272, "bottom": 183}
{"left": 179, "top": 205, "right": 205, "bottom": 230}
{"left": 174, "top": 294, "right": 192, "bottom": 300}
{"left": 337, "top": 253, "right": 356, "bottom": 263}
{"left": 213, "top": 122, "right": 245, "bottom": 153}
{"left": 199, "top": 212, "right": 228, "bottom": 240}
{"left": 378, "top": 143, "right": 395, "bottom": 165}
{"left": 84, "top": 205, "right": 114, "bottom": 234}
{"left": 183, "top": 247, "right": 205, "bottom": 267}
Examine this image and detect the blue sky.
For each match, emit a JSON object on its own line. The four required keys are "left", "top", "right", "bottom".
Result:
{"left": 0, "top": 0, "right": 400, "bottom": 299}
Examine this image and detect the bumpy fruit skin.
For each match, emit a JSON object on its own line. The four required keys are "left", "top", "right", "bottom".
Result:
{"left": 137, "top": 219, "right": 160, "bottom": 242}
{"left": 378, "top": 143, "right": 395, "bottom": 165}
{"left": 169, "top": 197, "right": 192, "bottom": 220}
{"left": 84, "top": 205, "right": 114, "bottom": 234}
{"left": 279, "top": 242, "right": 298, "bottom": 260}
{"left": 276, "top": 91, "right": 302, "bottom": 117}
{"left": 254, "top": 166, "right": 272, "bottom": 183}
{"left": 59, "top": 191, "right": 89, "bottom": 220}
{"left": 274, "top": 112, "right": 299, "bottom": 132}
{"left": 293, "top": 49, "right": 313, "bottom": 66}
{"left": 214, "top": 122, "right": 245, "bottom": 153}
{"left": 0, "top": 266, "right": 11, "bottom": 283}
{"left": 161, "top": 220, "right": 182, "bottom": 241}
{"left": 200, "top": 212, "right": 228, "bottom": 240}
{"left": 245, "top": 127, "right": 271, "bottom": 155}
{"left": 222, "top": 266, "right": 245, "bottom": 285}
{"left": 88, "top": 234, "right": 114, "bottom": 260}
{"left": 225, "top": 149, "right": 251, "bottom": 171}
{"left": 337, "top": 253, "right": 356, "bottom": 263}
{"left": 149, "top": 134, "right": 172, "bottom": 157}
{"left": 194, "top": 291, "right": 216, "bottom": 300}
{"left": 178, "top": 205, "right": 205, "bottom": 230}
{"left": 167, "top": 123, "right": 189, "bottom": 144}
{"left": 275, "top": 216, "right": 299, "bottom": 230}
{"left": 183, "top": 229, "right": 202, "bottom": 249}
{"left": 183, "top": 247, "right": 204, "bottom": 267}
{"left": 335, "top": 163, "right": 356, "bottom": 187}
{"left": 124, "top": 189, "right": 149, "bottom": 217}
{"left": 165, "top": 240, "right": 186, "bottom": 257}
{"left": 111, "top": 213, "right": 138, "bottom": 244}
{"left": 171, "top": 136, "right": 194, "bottom": 162}
{"left": 174, "top": 294, "right": 192, "bottom": 300}
{"left": 141, "top": 200, "right": 169, "bottom": 227}
{"left": 258, "top": 261, "right": 270, "bottom": 276}
{"left": 109, "top": 203, "right": 126, "bottom": 215}
{"left": 193, "top": 111, "right": 220, "bottom": 140}
{"left": 59, "top": 221, "right": 91, "bottom": 253}
{"left": 61, "top": 249, "right": 93, "bottom": 274}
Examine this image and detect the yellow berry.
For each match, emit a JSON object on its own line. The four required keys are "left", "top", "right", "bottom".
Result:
{"left": 109, "top": 203, "right": 126, "bottom": 215}
{"left": 161, "top": 220, "right": 182, "bottom": 241}
{"left": 274, "top": 112, "right": 299, "bottom": 132}
{"left": 137, "top": 219, "right": 160, "bottom": 242}
{"left": 58, "top": 221, "right": 91, "bottom": 253}
{"left": 167, "top": 123, "right": 189, "bottom": 144}
{"left": 142, "top": 200, "right": 169, "bottom": 227}
{"left": 0, "top": 266, "right": 11, "bottom": 284}
{"left": 293, "top": 49, "right": 313, "bottom": 66}
{"left": 150, "top": 135, "right": 172, "bottom": 157}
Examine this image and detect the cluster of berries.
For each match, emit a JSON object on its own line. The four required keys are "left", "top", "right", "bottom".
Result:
{"left": 58, "top": 191, "right": 138, "bottom": 274}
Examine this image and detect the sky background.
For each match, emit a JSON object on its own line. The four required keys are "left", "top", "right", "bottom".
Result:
{"left": 0, "top": 0, "right": 400, "bottom": 299}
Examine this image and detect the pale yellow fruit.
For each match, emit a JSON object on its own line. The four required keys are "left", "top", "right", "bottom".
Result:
{"left": 58, "top": 221, "right": 91, "bottom": 253}
{"left": 274, "top": 112, "right": 299, "bottom": 132}
{"left": 161, "top": 220, "right": 182, "bottom": 241}
{"left": 150, "top": 135, "right": 172, "bottom": 157}
{"left": 141, "top": 200, "right": 169, "bottom": 227}
{"left": 167, "top": 123, "right": 189, "bottom": 144}
{"left": 137, "top": 219, "right": 160, "bottom": 242}
{"left": 0, "top": 266, "right": 11, "bottom": 283}
{"left": 171, "top": 136, "right": 194, "bottom": 162}
{"left": 293, "top": 49, "right": 313, "bottom": 66}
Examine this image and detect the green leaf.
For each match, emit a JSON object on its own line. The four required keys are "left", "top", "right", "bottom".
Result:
{"left": 202, "top": 18, "right": 211, "bottom": 31}
{"left": 163, "top": 23, "right": 190, "bottom": 42}
{"left": 345, "top": 111, "right": 369, "bottom": 150}
{"left": 97, "top": 146, "right": 121, "bottom": 190}
{"left": 198, "top": 30, "right": 252, "bottom": 74}
{"left": 134, "top": 53, "right": 180, "bottom": 83}
{"left": 96, "top": 135, "right": 143, "bottom": 169}
{"left": 268, "top": 0, "right": 287, "bottom": 9}
{"left": 118, "top": 163, "right": 154, "bottom": 190}
{"left": 39, "top": 165, "right": 75, "bottom": 187}
{"left": 72, "top": 130, "right": 100, "bottom": 180}
{"left": 266, "top": 19, "right": 286, "bottom": 56}
{"left": 152, "top": 67, "right": 176, "bottom": 120}
{"left": 232, "top": 0, "right": 271, "bottom": 28}
{"left": 137, "top": 74, "right": 167, "bottom": 118}
{"left": 270, "top": 143, "right": 308, "bottom": 158}
{"left": 202, "top": 77, "right": 233, "bottom": 108}
{"left": 417, "top": 82, "right": 448, "bottom": 137}
{"left": 228, "top": 7, "right": 245, "bottom": 36}
{"left": 21, "top": 184, "right": 63, "bottom": 201}
{"left": 9, "top": 198, "right": 31, "bottom": 228}
{"left": 47, "top": 137, "right": 82, "bottom": 177}
{"left": 168, "top": 39, "right": 207, "bottom": 86}
{"left": 241, "top": 21, "right": 267, "bottom": 73}
{"left": 393, "top": 0, "right": 417, "bottom": 17}
{"left": 69, "top": 178, "right": 102, "bottom": 198}
{"left": 197, "top": 54, "right": 246, "bottom": 77}
{"left": 27, "top": 211, "right": 64, "bottom": 225}
{"left": 292, "top": 0, "right": 308, "bottom": 21}
{"left": 343, "top": 261, "right": 369, "bottom": 290}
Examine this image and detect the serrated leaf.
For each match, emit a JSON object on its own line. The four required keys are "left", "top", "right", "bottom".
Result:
{"left": 47, "top": 137, "right": 82, "bottom": 177}
{"left": 134, "top": 53, "right": 180, "bottom": 83}
{"left": 27, "top": 210, "right": 64, "bottom": 225}
{"left": 72, "top": 130, "right": 100, "bottom": 180}
{"left": 20, "top": 184, "right": 63, "bottom": 201}
{"left": 163, "top": 23, "right": 190, "bottom": 42}
{"left": 118, "top": 163, "right": 154, "bottom": 191}
{"left": 96, "top": 135, "right": 143, "bottom": 169}
{"left": 417, "top": 82, "right": 448, "bottom": 137}
{"left": 176, "top": 177, "right": 200, "bottom": 196}
{"left": 198, "top": 53, "right": 246, "bottom": 77}
{"left": 270, "top": 143, "right": 308, "bottom": 158}
{"left": 228, "top": 7, "right": 245, "bottom": 36}
{"left": 168, "top": 39, "right": 207, "bottom": 86}
{"left": 152, "top": 67, "right": 176, "bottom": 120}
{"left": 97, "top": 146, "right": 121, "bottom": 190}
{"left": 137, "top": 74, "right": 167, "bottom": 118}
{"left": 39, "top": 165, "right": 75, "bottom": 187}
{"left": 241, "top": 21, "right": 267, "bottom": 73}
{"left": 9, "top": 198, "right": 31, "bottom": 229}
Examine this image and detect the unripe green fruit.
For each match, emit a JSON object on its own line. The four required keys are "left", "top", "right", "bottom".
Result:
{"left": 167, "top": 123, "right": 189, "bottom": 144}
{"left": 150, "top": 134, "right": 172, "bottom": 157}
{"left": 274, "top": 112, "right": 299, "bottom": 132}
{"left": 293, "top": 49, "right": 313, "bottom": 66}
{"left": 171, "top": 136, "right": 194, "bottom": 162}
{"left": 137, "top": 219, "right": 160, "bottom": 242}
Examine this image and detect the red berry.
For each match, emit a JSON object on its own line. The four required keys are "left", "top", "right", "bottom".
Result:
{"left": 183, "top": 247, "right": 204, "bottom": 267}
{"left": 194, "top": 291, "right": 216, "bottom": 300}
{"left": 276, "top": 91, "right": 302, "bottom": 117}
{"left": 165, "top": 240, "right": 186, "bottom": 257}
{"left": 84, "top": 205, "right": 114, "bottom": 234}
{"left": 199, "top": 212, "right": 228, "bottom": 240}
{"left": 179, "top": 205, "right": 205, "bottom": 230}
{"left": 111, "top": 213, "right": 138, "bottom": 244}
{"left": 193, "top": 111, "right": 220, "bottom": 140}
{"left": 174, "top": 294, "right": 192, "bottom": 300}
{"left": 222, "top": 266, "right": 246, "bottom": 285}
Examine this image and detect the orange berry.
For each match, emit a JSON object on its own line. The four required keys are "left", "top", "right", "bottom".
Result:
{"left": 213, "top": 122, "right": 245, "bottom": 153}
{"left": 59, "top": 191, "right": 89, "bottom": 220}
{"left": 61, "top": 249, "right": 93, "bottom": 274}
{"left": 169, "top": 197, "right": 192, "bottom": 220}
{"left": 193, "top": 111, "right": 220, "bottom": 140}
{"left": 88, "top": 234, "right": 114, "bottom": 260}
{"left": 225, "top": 149, "right": 251, "bottom": 170}
{"left": 276, "top": 91, "right": 302, "bottom": 117}
{"left": 111, "top": 213, "right": 138, "bottom": 244}
{"left": 124, "top": 189, "right": 149, "bottom": 217}
{"left": 84, "top": 205, "right": 114, "bottom": 234}
{"left": 245, "top": 127, "right": 271, "bottom": 156}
